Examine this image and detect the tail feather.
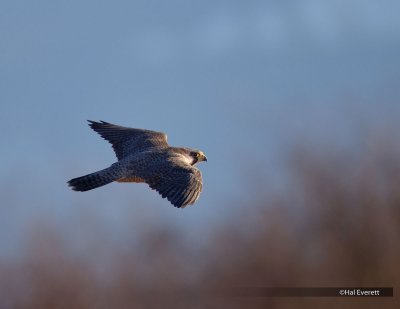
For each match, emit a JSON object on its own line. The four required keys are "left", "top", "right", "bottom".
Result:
{"left": 68, "top": 168, "right": 118, "bottom": 191}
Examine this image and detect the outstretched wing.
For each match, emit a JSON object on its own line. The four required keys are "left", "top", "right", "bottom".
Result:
{"left": 146, "top": 162, "right": 203, "bottom": 208}
{"left": 88, "top": 120, "right": 168, "bottom": 160}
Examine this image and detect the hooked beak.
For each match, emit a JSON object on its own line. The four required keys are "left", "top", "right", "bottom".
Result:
{"left": 202, "top": 154, "right": 207, "bottom": 162}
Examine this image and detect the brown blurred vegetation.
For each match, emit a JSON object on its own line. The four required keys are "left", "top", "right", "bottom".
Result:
{"left": 1, "top": 140, "right": 399, "bottom": 309}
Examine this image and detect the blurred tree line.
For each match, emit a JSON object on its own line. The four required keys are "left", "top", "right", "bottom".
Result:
{"left": 0, "top": 137, "right": 399, "bottom": 309}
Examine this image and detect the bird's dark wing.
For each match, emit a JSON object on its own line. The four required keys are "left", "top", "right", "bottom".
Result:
{"left": 146, "top": 163, "right": 203, "bottom": 208}
{"left": 88, "top": 120, "right": 168, "bottom": 160}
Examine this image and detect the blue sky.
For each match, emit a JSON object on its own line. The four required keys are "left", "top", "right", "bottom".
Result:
{"left": 1, "top": 0, "right": 399, "bottom": 256}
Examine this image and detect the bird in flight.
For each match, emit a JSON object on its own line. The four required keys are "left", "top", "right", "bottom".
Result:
{"left": 68, "top": 121, "right": 207, "bottom": 208}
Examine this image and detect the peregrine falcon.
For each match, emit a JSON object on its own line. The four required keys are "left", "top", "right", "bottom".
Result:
{"left": 68, "top": 121, "right": 207, "bottom": 208}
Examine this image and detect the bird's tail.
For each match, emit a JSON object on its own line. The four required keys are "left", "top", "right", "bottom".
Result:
{"left": 68, "top": 166, "right": 120, "bottom": 192}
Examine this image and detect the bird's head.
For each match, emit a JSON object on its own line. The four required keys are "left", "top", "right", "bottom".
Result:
{"left": 189, "top": 150, "right": 207, "bottom": 165}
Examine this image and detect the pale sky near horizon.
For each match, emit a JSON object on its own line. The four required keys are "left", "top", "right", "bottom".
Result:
{"left": 1, "top": 0, "right": 399, "bottom": 256}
